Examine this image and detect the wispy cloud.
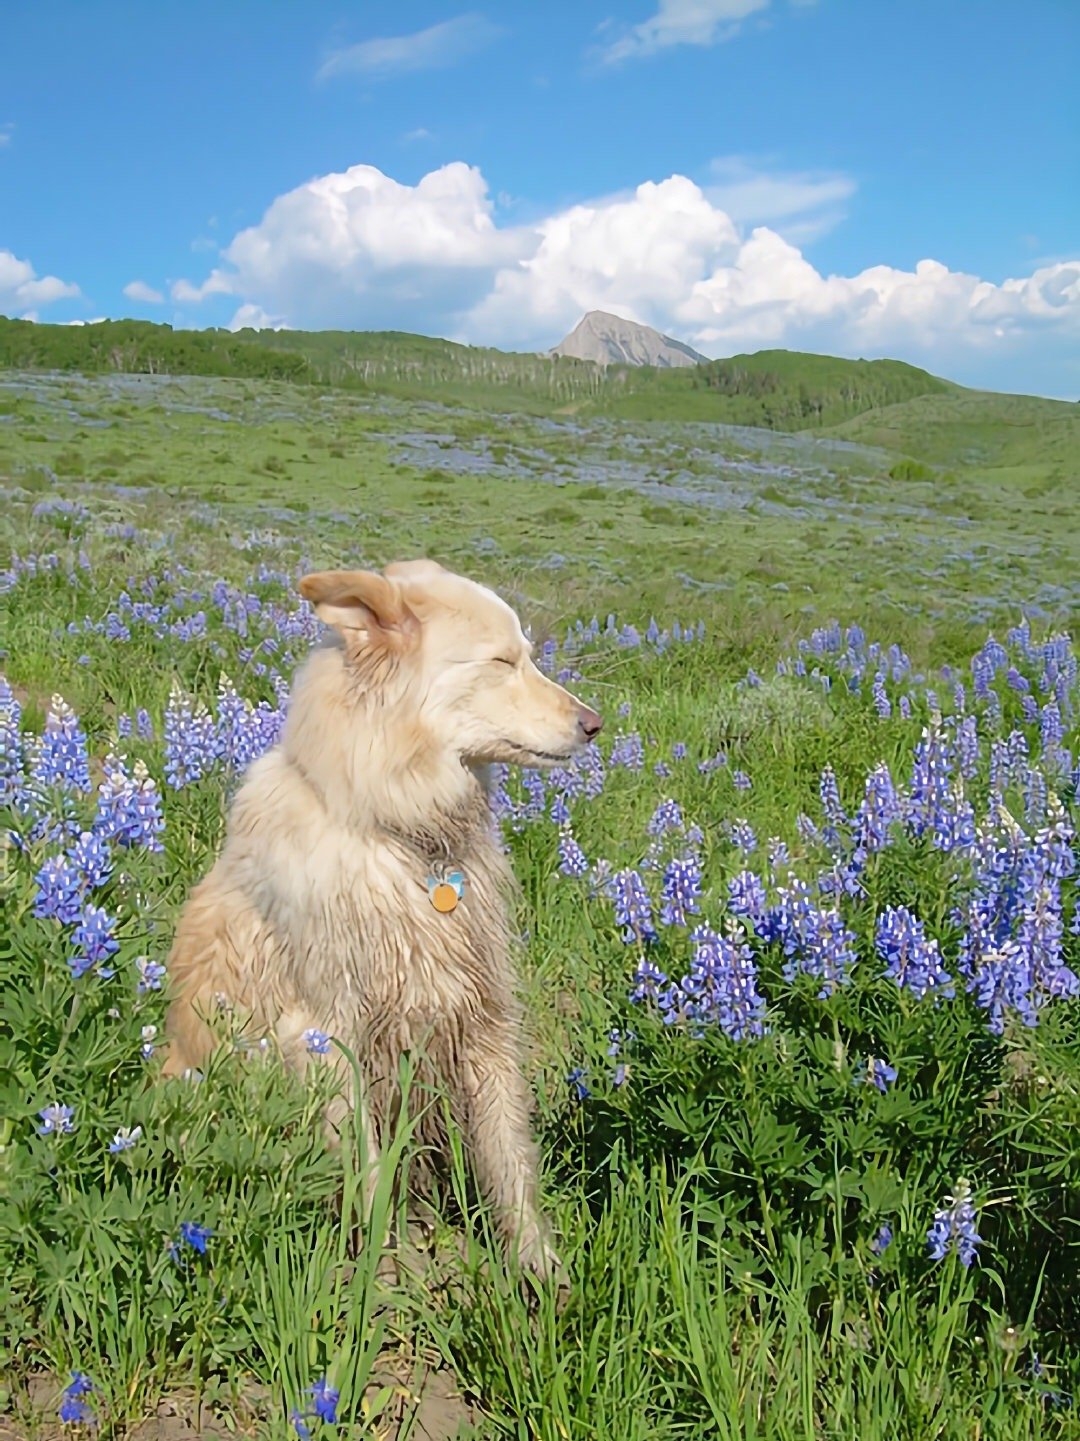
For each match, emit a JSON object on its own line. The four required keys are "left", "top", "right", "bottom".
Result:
{"left": 317, "top": 13, "right": 501, "bottom": 83}
{"left": 0, "top": 123, "right": 13, "bottom": 149}
{"left": 123, "top": 279, "right": 164, "bottom": 305}
{"left": 596, "top": 0, "right": 806, "bottom": 64}
{"left": 705, "top": 155, "right": 854, "bottom": 243}
{"left": 402, "top": 126, "right": 434, "bottom": 143}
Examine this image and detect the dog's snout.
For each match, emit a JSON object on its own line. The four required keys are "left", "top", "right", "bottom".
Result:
{"left": 576, "top": 704, "right": 603, "bottom": 741}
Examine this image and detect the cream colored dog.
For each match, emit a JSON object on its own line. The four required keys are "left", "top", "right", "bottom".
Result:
{"left": 162, "top": 558, "right": 602, "bottom": 1281}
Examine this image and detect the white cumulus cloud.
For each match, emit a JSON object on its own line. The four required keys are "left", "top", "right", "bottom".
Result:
{"left": 171, "top": 161, "right": 527, "bottom": 333}
{"left": 229, "top": 303, "right": 285, "bottom": 331}
{"left": 123, "top": 279, "right": 165, "bottom": 305}
{"left": 317, "top": 13, "right": 501, "bottom": 82}
{"left": 171, "top": 159, "right": 1080, "bottom": 395}
{"left": 0, "top": 248, "right": 80, "bottom": 314}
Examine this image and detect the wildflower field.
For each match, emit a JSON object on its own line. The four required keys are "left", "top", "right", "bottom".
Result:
{"left": 3, "top": 369, "right": 1080, "bottom": 1439}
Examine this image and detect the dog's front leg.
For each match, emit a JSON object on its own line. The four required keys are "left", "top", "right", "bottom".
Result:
{"left": 459, "top": 1025, "right": 561, "bottom": 1284}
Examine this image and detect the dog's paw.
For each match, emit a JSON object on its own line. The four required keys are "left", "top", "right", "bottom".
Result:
{"left": 516, "top": 1231, "right": 571, "bottom": 1311}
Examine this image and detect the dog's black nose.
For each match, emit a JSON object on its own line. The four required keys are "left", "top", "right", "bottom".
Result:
{"left": 577, "top": 705, "right": 603, "bottom": 740}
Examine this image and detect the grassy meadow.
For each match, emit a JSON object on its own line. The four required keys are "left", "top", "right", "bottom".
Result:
{"left": 3, "top": 356, "right": 1080, "bottom": 1439}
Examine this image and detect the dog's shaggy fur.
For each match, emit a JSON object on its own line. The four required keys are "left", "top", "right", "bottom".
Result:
{"left": 162, "top": 559, "right": 602, "bottom": 1280}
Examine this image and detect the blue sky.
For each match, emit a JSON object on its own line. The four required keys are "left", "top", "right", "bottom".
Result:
{"left": 1, "top": 0, "right": 1077, "bottom": 396}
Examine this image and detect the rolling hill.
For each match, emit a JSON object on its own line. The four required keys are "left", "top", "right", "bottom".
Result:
{"left": 0, "top": 315, "right": 1076, "bottom": 479}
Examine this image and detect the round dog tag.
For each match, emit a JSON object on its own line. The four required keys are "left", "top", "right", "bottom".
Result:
{"left": 431, "top": 881, "right": 459, "bottom": 913}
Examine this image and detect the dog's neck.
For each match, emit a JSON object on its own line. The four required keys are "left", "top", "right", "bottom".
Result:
{"left": 375, "top": 784, "right": 493, "bottom": 868}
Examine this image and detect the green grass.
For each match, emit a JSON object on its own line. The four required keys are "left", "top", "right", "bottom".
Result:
{"left": 3, "top": 368, "right": 1080, "bottom": 1438}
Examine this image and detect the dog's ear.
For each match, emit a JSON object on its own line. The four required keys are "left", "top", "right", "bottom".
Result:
{"left": 298, "top": 569, "right": 418, "bottom": 642}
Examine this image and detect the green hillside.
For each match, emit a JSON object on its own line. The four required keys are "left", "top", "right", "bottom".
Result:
{"left": 1, "top": 316, "right": 1076, "bottom": 476}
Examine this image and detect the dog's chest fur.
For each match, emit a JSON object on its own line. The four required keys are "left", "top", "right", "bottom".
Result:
{"left": 223, "top": 750, "right": 518, "bottom": 1045}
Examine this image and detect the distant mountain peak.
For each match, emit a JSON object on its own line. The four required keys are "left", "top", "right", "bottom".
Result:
{"left": 551, "top": 310, "right": 708, "bottom": 369}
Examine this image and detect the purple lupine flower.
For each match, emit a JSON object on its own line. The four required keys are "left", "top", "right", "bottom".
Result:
{"left": 68, "top": 830, "right": 112, "bottom": 890}
{"left": 0, "top": 676, "right": 25, "bottom": 809}
{"left": 521, "top": 769, "right": 546, "bottom": 820}
{"left": 566, "top": 1067, "right": 590, "bottom": 1101}
{"left": 768, "top": 878, "right": 855, "bottom": 996}
{"left": 853, "top": 762, "right": 902, "bottom": 859}
{"left": 70, "top": 904, "right": 119, "bottom": 980}
{"left": 907, "top": 721, "right": 953, "bottom": 841}
{"left": 557, "top": 828, "right": 590, "bottom": 878}
{"left": 630, "top": 953, "right": 669, "bottom": 1007}
{"left": 729, "top": 819, "right": 757, "bottom": 854}
{"left": 732, "top": 769, "right": 752, "bottom": 791}
{"left": 933, "top": 781, "right": 977, "bottom": 856}
{"left": 960, "top": 801, "right": 1079, "bottom": 1032}
{"left": 302, "top": 1028, "right": 332, "bottom": 1055}
{"left": 33, "top": 855, "right": 85, "bottom": 925}
{"left": 30, "top": 697, "right": 92, "bottom": 793}
{"left": 727, "top": 869, "right": 767, "bottom": 926}
{"left": 795, "top": 812, "right": 820, "bottom": 845}
{"left": 872, "top": 673, "right": 891, "bottom": 718}
{"left": 766, "top": 838, "right": 790, "bottom": 880}
{"left": 163, "top": 684, "right": 218, "bottom": 789}
{"left": 647, "top": 798, "right": 684, "bottom": 836}
{"left": 610, "top": 732, "right": 645, "bottom": 770}
{"left": 661, "top": 923, "right": 768, "bottom": 1039}
{"left": 927, "top": 1184, "right": 982, "bottom": 1266}
{"left": 819, "top": 765, "right": 847, "bottom": 849}
{"left": 659, "top": 853, "right": 702, "bottom": 927}
{"left": 955, "top": 715, "right": 979, "bottom": 779}
{"left": 38, "top": 1102, "right": 76, "bottom": 1135}
{"left": 608, "top": 868, "right": 657, "bottom": 945}
{"left": 875, "top": 905, "right": 954, "bottom": 1001}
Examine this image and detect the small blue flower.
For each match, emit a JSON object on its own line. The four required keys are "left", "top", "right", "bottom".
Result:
{"left": 58, "top": 1372, "right": 95, "bottom": 1425}
{"left": 307, "top": 1378, "right": 340, "bottom": 1424}
{"left": 861, "top": 1056, "right": 898, "bottom": 1094}
{"left": 136, "top": 957, "right": 167, "bottom": 993}
{"left": 869, "top": 1223, "right": 893, "bottom": 1257}
{"left": 566, "top": 1067, "right": 590, "bottom": 1102}
{"left": 109, "top": 1125, "right": 142, "bottom": 1153}
{"left": 303, "top": 1028, "right": 332, "bottom": 1055}
{"left": 927, "top": 1184, "right": 982, "bottom": 1267}
{"left": 38, "top": 1103, "right": 76, "bottom": 1136}
{"left": 178, "top": 1220, "right": 213, "bottom": 1255}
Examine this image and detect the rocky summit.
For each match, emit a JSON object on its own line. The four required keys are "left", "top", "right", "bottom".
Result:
{"left": 551, "top": 309, "right": 708, "bottom": 368}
